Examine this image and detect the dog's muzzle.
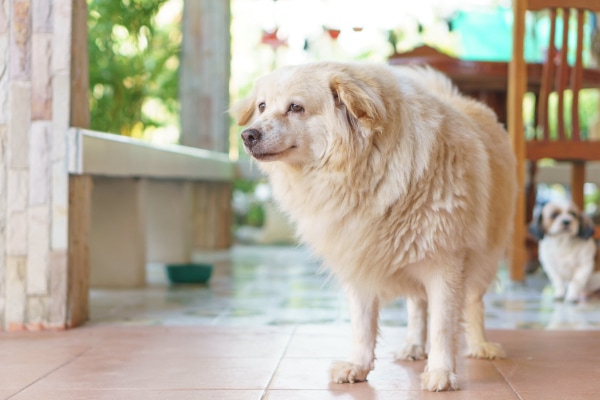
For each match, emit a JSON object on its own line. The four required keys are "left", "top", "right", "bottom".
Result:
{"left": 241, "top": 128, "right": 262, "bottom": 149}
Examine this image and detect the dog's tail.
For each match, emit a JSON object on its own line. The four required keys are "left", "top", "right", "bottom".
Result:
{"left": 401, "top": 66, "right": 459, "bottom": 99}
{"left": 405, "top": 66, "right": 501, "bottom": 125}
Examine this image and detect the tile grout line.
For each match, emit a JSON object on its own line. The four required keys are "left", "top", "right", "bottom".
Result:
{"left": 259, "top": 325, "right": 298, "bottom": 400}
{"left": 490, "top": 360, "right": 524, "bottom": 400}
{"left": 6, "top": 345, "right": 95, "bottom": 399}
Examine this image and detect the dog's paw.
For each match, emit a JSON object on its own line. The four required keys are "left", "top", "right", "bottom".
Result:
{"left": 394, "top": 344, "right": 427, "bottom": 361}
{"left": 330, "top": 361, "right": 370, "bottom": 384}
{"left": 420, "top": 368, "right": 459, "bottom": 392}
{"left": 466, "top": 341, "right": 506, "bottom": 360}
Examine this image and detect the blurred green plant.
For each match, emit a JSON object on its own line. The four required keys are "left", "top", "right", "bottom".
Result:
{"left": 233, "top": 179, "right": 265, "bottom": 227}
{"left": 523, "top": 90, "right": 599, "bottom": 140}
{"left": 87, "top": 0, "right": 181, "bottom": 137}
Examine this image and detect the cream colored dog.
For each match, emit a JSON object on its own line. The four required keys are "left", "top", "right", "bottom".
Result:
{"left": 529, "top": 200, "right": 597, "bottom": 302}
{"left": 232, "top": 62, "right": 516, "bottom": 391}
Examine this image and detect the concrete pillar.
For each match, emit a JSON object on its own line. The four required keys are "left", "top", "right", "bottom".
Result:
{"left": 179, "top": 0, "right": 231, "bottom": 152}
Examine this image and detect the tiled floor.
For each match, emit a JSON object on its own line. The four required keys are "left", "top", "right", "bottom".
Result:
{"left": 3, "top": 245, "right": 600, "bottom": 399}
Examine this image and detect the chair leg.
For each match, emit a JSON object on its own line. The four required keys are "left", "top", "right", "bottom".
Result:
{"left": 571, "top": 161, "right": 585, "bottom": 210}
{"left": 510, "top": 184, "right": 527, "bottom": 281}
{"left": 525, "top": 162, "right": 537, "bottom": 223}
{"left": 525, "top": 162, "right": 540, "bottom": 274}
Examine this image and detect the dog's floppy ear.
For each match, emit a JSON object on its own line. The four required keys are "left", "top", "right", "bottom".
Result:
{"left": 330, "top": 72, "right": 386, "bottom": 133}
{"left": 528, "top": 208, "right": 545, "bottom": 241}
{"left": 578, "top": 212, "right": 596, "bottom": 240}
{"left": 230, "top": 95, "right": 255, "bottom": 126}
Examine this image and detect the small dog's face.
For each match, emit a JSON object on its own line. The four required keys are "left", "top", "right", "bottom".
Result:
{"left": 542, "top": 202, "right": 580, "bottom": 236}
{"left": 529, "top": 201, "right": 595, "bottom": 240}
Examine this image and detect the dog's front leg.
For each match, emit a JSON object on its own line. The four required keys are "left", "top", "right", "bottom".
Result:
{"left": 542, "top": 259, "right": 567, "bottom": 300}
{"left": 420, "top": 260, "right": 463, "bottom": 391}
{"left": 565, "top": 261, "right": 595, "bottom": 302}
{"left": 330, "top": 285, "right": 379, "bottom": 384}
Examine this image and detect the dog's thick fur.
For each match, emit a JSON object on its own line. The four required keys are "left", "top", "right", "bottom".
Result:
{"left": 232, "top": 62, "right": 516, "bottom": 391}
{"left": 529, "top": 200, "right": 597, "bottom": 302}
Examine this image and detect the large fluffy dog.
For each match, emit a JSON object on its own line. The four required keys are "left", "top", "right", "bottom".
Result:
{"left": 232, "top": 62, "right": 516, "bottom": 391}
{"left": 529, "top": 200, "right": 597, "bottom": 302}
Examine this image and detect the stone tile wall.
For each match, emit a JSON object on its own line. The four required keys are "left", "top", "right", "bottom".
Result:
{"left": 0, "top": 0, "right": 76, "bottom": 331}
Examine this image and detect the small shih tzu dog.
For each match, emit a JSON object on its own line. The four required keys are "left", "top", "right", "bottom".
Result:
{"left": 529, "top": 201, "right": 597, "bottom": 302}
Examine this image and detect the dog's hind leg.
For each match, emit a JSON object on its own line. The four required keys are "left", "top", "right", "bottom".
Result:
{"left": 419, "top": 256, "right": 463, "bottom": 391}
{"left": 395, "top": 296, "right": 427, "bottom": 361}
{"left": 463, "top": 253, "right": 505, "bottom": 360}
{"left": 330, "top": 285, "right": 379, "bottom": 384}
{"left": 463, "top": 290, "right": 505, "bottom": 359}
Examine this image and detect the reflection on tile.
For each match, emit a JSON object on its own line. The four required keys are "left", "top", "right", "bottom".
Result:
{"left": 89, "top": 245, "right": 600, "bottom": 331}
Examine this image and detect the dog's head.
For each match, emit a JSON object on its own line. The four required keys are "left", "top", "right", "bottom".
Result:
{"left": 529, "top": 201, "right": 595, "bottom": 240}
{"left": 230, "top": 62, "right": 387, "bottom": 167}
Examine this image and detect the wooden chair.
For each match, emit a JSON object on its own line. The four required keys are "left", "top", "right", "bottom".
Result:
{"left": 508, "top": 0, "right": 600, "bottom": 280}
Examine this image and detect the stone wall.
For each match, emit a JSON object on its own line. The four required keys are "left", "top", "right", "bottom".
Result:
{"left": 0, "top": 0, "right": 89, "bottom": 331}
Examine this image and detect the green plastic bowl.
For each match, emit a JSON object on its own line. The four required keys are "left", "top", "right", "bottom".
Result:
{"left": 166, "top": 263, "right": 213, "bottom": 284}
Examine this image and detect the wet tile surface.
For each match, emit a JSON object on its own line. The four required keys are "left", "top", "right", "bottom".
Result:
{"left": 89, "top": 245, "right": 600, "bottom": 330}
{"left": 5, "top": 245, "right": 600, "bottom": 399}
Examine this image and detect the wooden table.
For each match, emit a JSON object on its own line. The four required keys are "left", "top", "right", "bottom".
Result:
{"left": 388, "top": 45, "right": 600, "bottom": 125}
{"left": 388, "top": 46, "right": 536, "bottom": 125}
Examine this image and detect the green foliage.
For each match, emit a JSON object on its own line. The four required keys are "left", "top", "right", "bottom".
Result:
{"left": 524, "top": 90, "right": 599, "bottom": 140}
{"left": 233, "top": 178, "right": 257, "bottom": 194}
{"left": 233, "top": 179, "right": 266, "bottom": 227}
{"left": 87, "top": 0, "right": 181, "bottom": 137}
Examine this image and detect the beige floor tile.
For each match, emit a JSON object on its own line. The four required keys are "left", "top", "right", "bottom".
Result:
{"left": 265, "top": 389, "right": 519, "bottom": 400}
{"left": 0, "top": 390, "right": 19, "bottom": 399}
{"left": 82, "top": 329, "right": 292, "bottom": 359}
{"left": 494, "top": 359, "right": 600, "bottom": 393}
{"left": 490, "top": 330, "right": 600, "bottom": 394}
{"left": 34, "top": 356, "right": 280, "bottom": 390}
{"left": 490, "top": 330, "right": 600, "bottom": 360}
{"left": 284, "top": 328, "right": 404, "bottom": 360}
{"left": 268, "top": 358, "right": 336, "bottom": 390}
{"left": 519, "top": 392, "right": 600, "bottom": 400}
{"left": 10, "top": 389, "right": 264, "bottom": 400}
{"left": 0, "top": 331, "right": 93, "bottom": 389}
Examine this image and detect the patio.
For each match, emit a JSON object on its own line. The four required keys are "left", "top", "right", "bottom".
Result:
{"left": 3, "top": 245, "right": 600, "bottom": 399}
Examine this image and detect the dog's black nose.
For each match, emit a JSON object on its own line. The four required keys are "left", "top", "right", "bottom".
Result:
{"left": 241, "top": 129, "right": 262, "bottom": 147}
{"left": 562, "top": 219, "right": 571, "bottom": 226}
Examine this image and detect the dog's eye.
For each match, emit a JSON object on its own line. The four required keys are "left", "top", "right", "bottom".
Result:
{"left": 550, "top": 211, "right": 560, "bottom": 219}
{"left": 288, "top": 103, "right": 304, "bottom": 113}
{"left": 258, "top": 103, "right": 266, "bottom": 113}
{"left": 569, "top": 211, "right": 577, "bottom": 218}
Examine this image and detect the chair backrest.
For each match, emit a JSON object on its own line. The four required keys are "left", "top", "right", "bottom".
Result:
{"left": 509, "top": 0, "right": 600, "bottom": 162}
{"left": 534, "top": 1, "right": 600, "bottom": 142}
